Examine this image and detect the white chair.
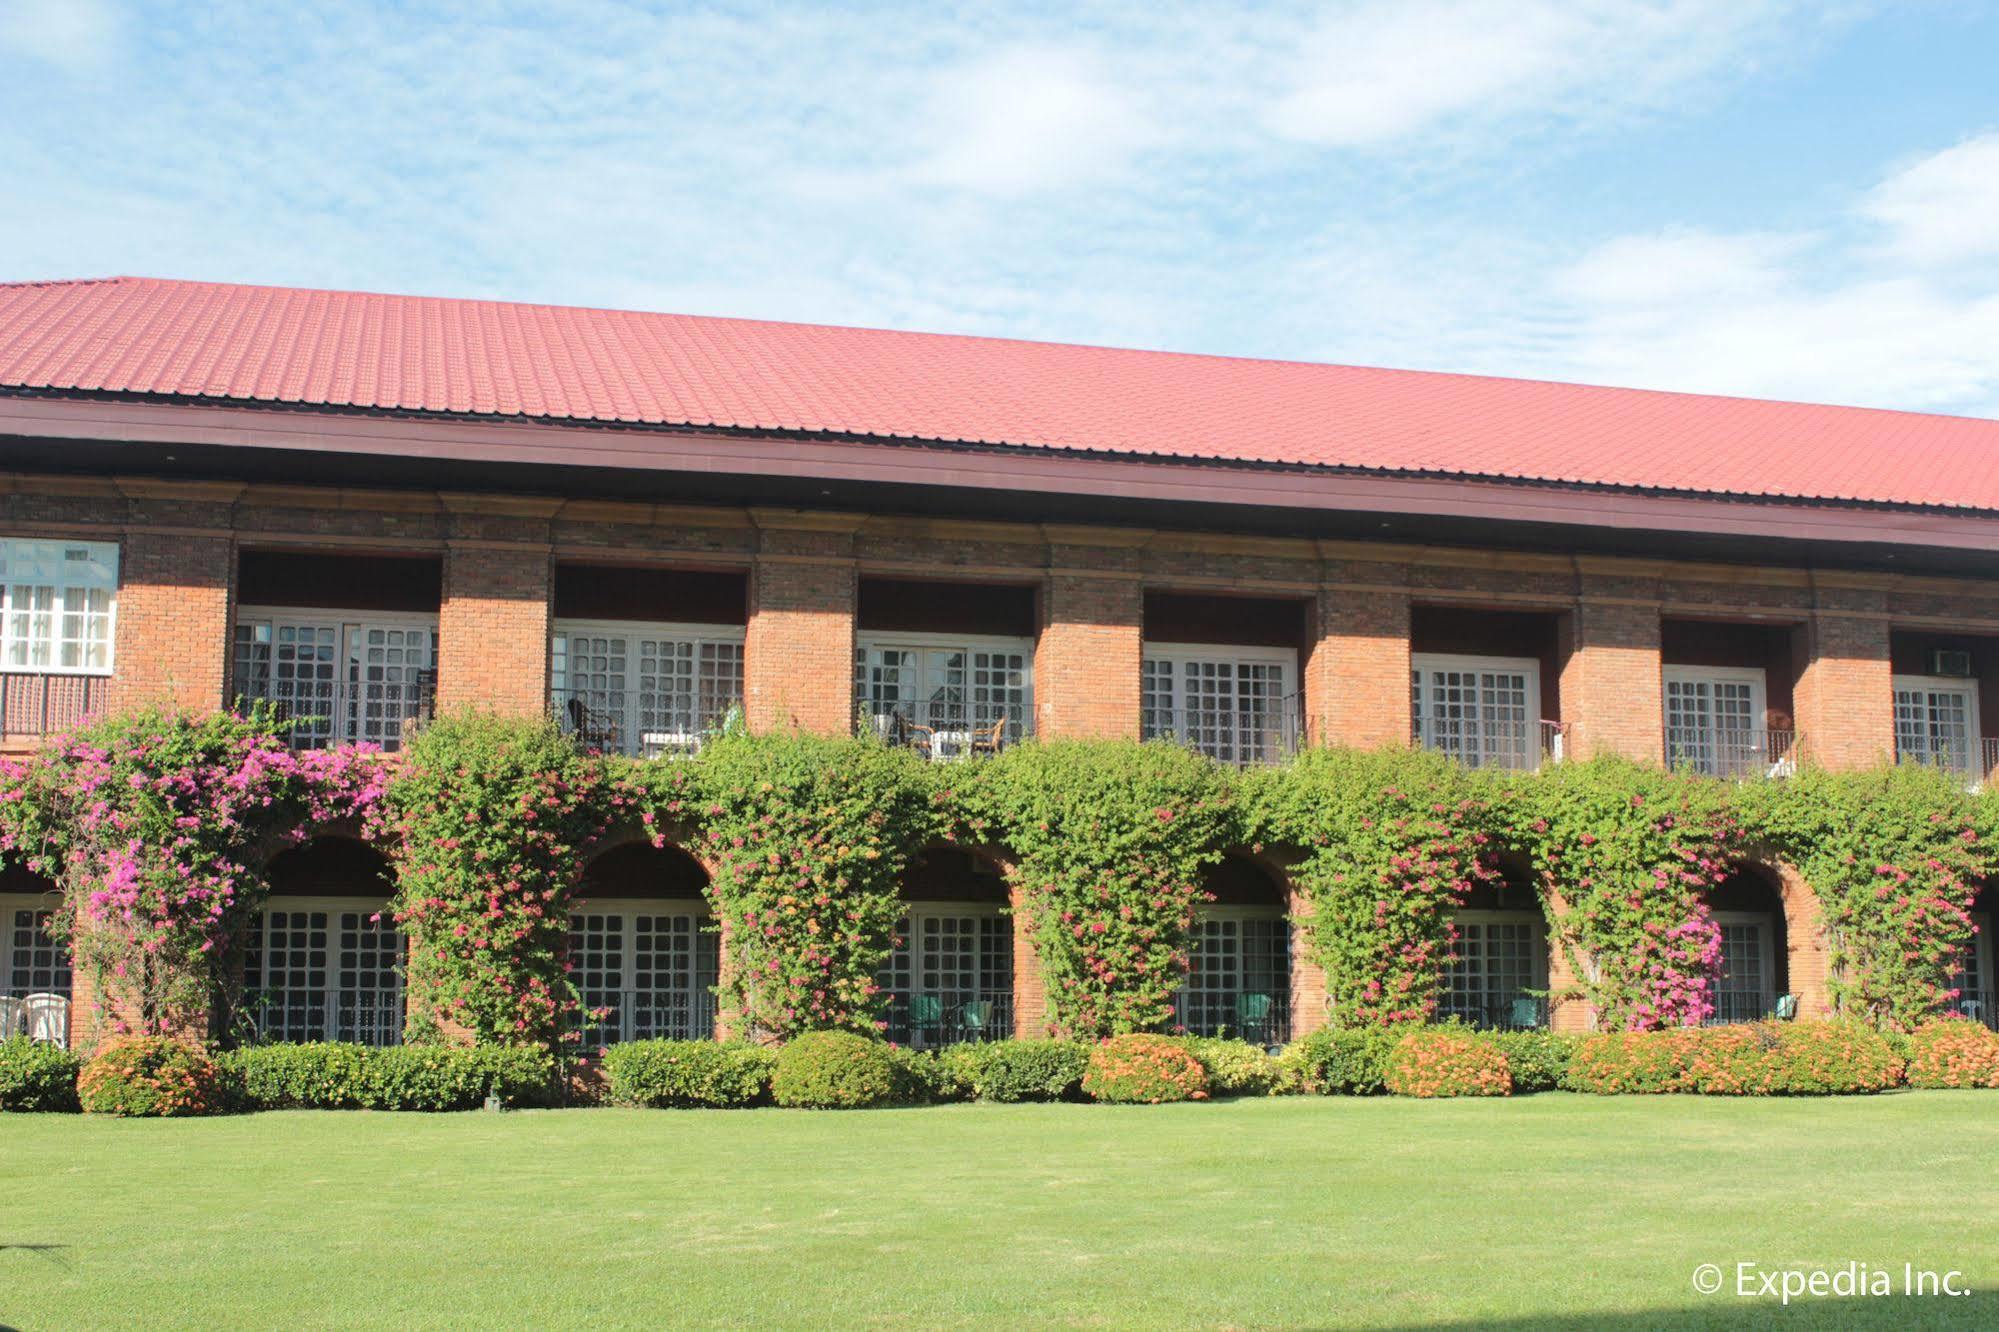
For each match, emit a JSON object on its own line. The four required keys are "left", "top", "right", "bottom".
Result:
{"left": 22, "top": 993, "right": 69, "bottom": 1047}
{"left": 0, "top": 995, "right": 24, "bottom": 1039}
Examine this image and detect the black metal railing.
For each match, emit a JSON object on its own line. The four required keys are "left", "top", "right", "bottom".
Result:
{"left": 0, "top": 673, "right": 104, "bottom": 741}
{"left": 1171, "top": 989, "right": 1292, "bottom": 1046}
{"left": 1895, "top": 735, "right": 1999, "bottom": 789}
{"left": 1143, "top": 694, "right": 1304, "bottom": 767}
{"left": 881, "top": 991, "right": 1014, "bottom": 1047}
{"left": 1952, "top": 989, "right": 1996, "bottom": 1030}
{"left": 857, "top": 700, "right": 1033, "bottom": 761}
{"left": 1666, "top": 727, "right": 1799, "bottom": 779}
{"left": 1413, "top": 718, "right": 1563, "bottom": 771}
{"left": 553, "top": 690, "right": 743, "bottom": 758}
{"left": 1703, "top": 990, "right": 1778, "bottom": 1026}
{"left": 569, "top": 988, "right": 720, "bottom": 1048}
{"left": 241, "top": 678, "right": 436, "bottom": 752}
{"left": 1436, "top": 994, "right": 1549, "bottom": 1031}
{"left": 241, "top": 987, "right": 406, "bottom": 1046}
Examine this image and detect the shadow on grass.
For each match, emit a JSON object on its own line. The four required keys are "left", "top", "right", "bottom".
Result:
{"left": 1394, "top": 1288, "right": 1997, "bottom": 1329}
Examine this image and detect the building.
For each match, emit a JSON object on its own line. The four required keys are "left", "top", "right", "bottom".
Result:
{"left": 1, "top": 275, "right": 1996, "bottom": 1050}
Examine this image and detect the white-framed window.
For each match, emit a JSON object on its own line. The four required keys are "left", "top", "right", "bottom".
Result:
{"left": 0, "top": 538, "right": 117, "bottom": 675}
{"left": 1177, "top": 908, "right": 1290, "bottom": 1042}
{"left": 1440, "top": 910, "right": 1548, "bottom": 1029}
{"left": 1710, "top": 911, "right": 1777, "bottom": 1024}
{"left": 567, "top": 900, "right": 719, "bottom": 1045}
{"left": 879, "top": 903, "right": 1013, "bottom": 1047}
{"left": 1893, "top": 675, "right": 1981, "bottom": 776}
{"left": 1951, "top": 912, "right": 1992, "bottom": 1025}
{"left": 1141, "top": 642, "right": 1296, "bottom": 765}
{"left": 855, "top": 634, "right": 1033, "bottom": 756}
{"left": 2, "top": 891, "right": 69, "bottom": 999}
{"left": 243, "top": 897, "right": 405, "bottom": 1045}
{"left": 552, "top": 620, "right": 746, "bottom": 758}
{"left": 1664, "top": 665, "right": 1772, "bottom": 777}
{"left": 234, "top": 606, "right": 437, "bottom": 751}
{"left": 1411, "top": 653, "right": 1543, "bottom": 770}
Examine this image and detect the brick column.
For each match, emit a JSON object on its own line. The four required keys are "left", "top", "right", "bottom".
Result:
{"left": 1035, "top": 528, "right": 1149, "bottom": 740}
{"left": 111, "top": 519, "right": 236, "bottom": 714}
{"left": 1773, "top": 860, "right": 1833, "bottom": 1019}
{"left": 1792, "top": 578, "right": 1894, "bottom": 771}
{"left": 744, "top": 512, "right": 860, "bottom": 736}
{"left": 437, "top": 543, "right": 553, "bottom": 715}
{"left": 1559, "top": 569, "right": 1663, "bottom": 762}
{"left": 1286, "top": 881, "right": 1328, "bottom": 1038}
{"left": 1307, "top": 561, "right": 1411, "bottom": 748}
{"left": 1544, "top": 886, "right": 1592, "bottom": 1033}
{"left": 1009, "top": 881, "right": 1048, "bottom": 1038}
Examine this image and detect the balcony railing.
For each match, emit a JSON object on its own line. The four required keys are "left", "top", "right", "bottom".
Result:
{"left": 1952, "top": 989, "right": 1996, "bottom": 1030}
{"left": 1436, "top": 994, "right": 1548, "bottom": 1031}
{"left": 1895, "top": 736, "right": 1999, "bottom": 790}
{"left": 881, "top": 990, "right": 1014, "bottom": 1047}
{"left": 1143, "top": 693, "right": 1304, "bottom": 767}
{"left": 569, "top": 988, "right": 720, "bottom": 1048}
{"left": 240, "top": 986, "right": 406, "bottom": 1046}
{"left": 1703, "top": 990, "right": 1779, "bottom": 1026}
{"left": 858, "top": 700, "right": 1033, "bottom": 761}
{"left": 239, "top": 678, "right": 436, "bottom": 752}
{"left": 1413, "top": 718, "right": 1564, "bottom": 771}
{"left": 0, "top": 993, "right": 69, "bottom": 1047}
{"left": 553, "top": 689, "right": 742, "bottom": 758}
{"left": 0, "top": 673, "right": 105, "bottom": 742}
{"left": 1171, "top": 989, "right": 1292, "bottom": 1046}
{"left": 1665, "top": 727, "right": 1800, "bottom": 779}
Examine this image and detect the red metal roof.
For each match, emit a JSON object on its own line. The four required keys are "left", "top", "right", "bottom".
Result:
{"left": 4, "top": 275, "right": 1999, "bottom": 513}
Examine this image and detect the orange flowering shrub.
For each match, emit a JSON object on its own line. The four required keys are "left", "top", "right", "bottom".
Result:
{"left": 1904, "top": 1020, "right": 1999, "bottom": 1089}
{"left": 1082, "top": 1033, "right": 1209, "bottom": 1104}
{"left": 77, "top": 1037, "right": 225, "bottom": 1116}
{"left": 1563, "top": 1023, "right": 1903, "bottom": 1095}
{"left": 1385, "top": 1029, "right": 1511, "bottom": 1097}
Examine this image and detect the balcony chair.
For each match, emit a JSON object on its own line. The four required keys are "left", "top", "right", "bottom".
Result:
{"left": 0, "top": 995, "right": 22, "bottom": 1039}
{"left": 565, "top": 696, "right": 618, "bottom": 752}
{"left": 957, "top": 999, "right": 994, "bottom": 1042}
{"left": 22, "top": 993, "right": 68, "bottom": 1046}
{"left": 1506, "top": 996, "right": 1543, "bottom": 1030}
{"left": 908, "top": 993, "right": 946, "bottom": 1047}
{"left": 1236, "top": 991, "right": 1274, "bottom": 1046}
{"left": 968, "top": 713, "right": 1010, "bottom": 757}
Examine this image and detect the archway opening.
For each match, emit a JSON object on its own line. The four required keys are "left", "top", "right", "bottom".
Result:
{"left": 1955, "top": 881, "right": 1995, "bottom": 1028}
{"left": 1705, "top": 865, "right": 1789, "bottom": 1024}
{"left": 243, "top": 836, "right": 402, "bottom": 1046}
{"left": 1, "top": 864, "right": 69, "bottom": 1047}
{"left": 1441, "top": 856, "right": 1550, "bottom": 1030}
{"left": 883, "top": 847, "right": 1012, "bottom": 1047}
{"left": 1183, "top": 855, "right": 1291, "bottom": 1046}
{"left": 572, "top": 841, "right": 718, "bottom": 1046}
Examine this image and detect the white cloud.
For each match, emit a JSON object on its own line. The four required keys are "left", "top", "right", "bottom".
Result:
{"left": 0, "top": 0, "right": 119, "bottom": 73}
{"left": 1861, "top": 131, "right": 1999, "bottom": 267}
{"left": 1553, "top": 229, "right": 1805, "bottom": 308}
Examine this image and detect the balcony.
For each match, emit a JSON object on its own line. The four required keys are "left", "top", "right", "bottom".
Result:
{"left": 554, "top": 687, "right": 742, "bottom": 758}
{"left": 1143, "top": 693, "right": 1304, "bottom": 767}
{"left": 1413, "top": 716, "right": 1565, "bottom": 771}
{"left": 1665, "top": 726, "right": 1800, "bottom": 779}
{"left": 859, "top": 696, "right": 1033, "bottom": 760}
{"left": 0, "top": 673, "right": 105, "bottom": 743}
{"left": 1893, "top": 734, "right": 1999, "bottom": 789}
{"left": 233, "top": 609, "right": 438, "bottom": 752}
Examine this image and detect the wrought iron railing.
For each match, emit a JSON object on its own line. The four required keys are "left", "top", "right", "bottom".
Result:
{"left": 1143, "top": 693, "right": 1304, "bottom": 767}
{"left": 0, "top": 993, "right": 69, "bottom": 1047}
{"left": 1413, "top": 718, "right": 1563, "bottom": 771}
{"left": 1665, "top": 727, "right": 1800, "bottom": 779}
{"left": 569, "top": 987, "right": 720, "bottom": 1048}
{"left": 0, "top": 673, "right": 105, "bottom": 741}
{"left": 857, "top": 699, "right": 1033, "bottom": 761}
{"left": 1896, "top": 734, "right": 1998, "bottom": 788}
{"left": 1435, "top": 994, "right": 1549, "bottom": 1031}
{"left": 240, "top": 678, "right": 436, "bottom": 752}
{"left": 241, "top": 987, "right": 406, "bottom": 1046}
{"left": 881, "top": 991, "right": 1014, "bottom": 1047}
{"left": 1703, "top": 990, "right": 1778, "bottom": 1026}
{"left": 1171, "top": 989, "right": 1292, "bottom": 1046}
{"left": 1952, "top": 989, "right": 1996, "bottom": 1030}
{"left": 553, "top": 690, "right": 743, "bottom": 758}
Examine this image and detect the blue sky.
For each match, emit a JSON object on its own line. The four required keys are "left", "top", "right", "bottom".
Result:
{"left": 4, "top": 1, "right": 1999, "bottom": 416}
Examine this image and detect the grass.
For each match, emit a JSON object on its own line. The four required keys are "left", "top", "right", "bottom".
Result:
{"left": 3, "top": 1093, "right": 1997, "bottom": 1329}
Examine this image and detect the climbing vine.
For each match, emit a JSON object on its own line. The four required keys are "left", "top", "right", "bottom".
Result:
{"left": 0, "top": 706, "right": 388, "bottom": 1039}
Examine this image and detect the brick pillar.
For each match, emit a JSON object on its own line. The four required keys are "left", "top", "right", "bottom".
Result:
{"left": 110, "top": 531, "right": 234, "bottom": 714}
{"left": 1008, "top": 880, "right": 1048, "bottom": 1038}
{"left": 1286, "top": 881, "right": 1328, "bottom": 1038}
{"left": 1792, "top": 579, "right": 1893, "bottom": 771}
{"left": 1544, "top": 886, "right": 1592, "bottom": 1033}
{"left": 1773, "top": 860, "right": 1833, "bottom": 1019}
{"left": 437, "top": 542, "right": 552, "bottom": 714}
{"left": 1559, "top": 571, "right": 1662, "bottom": 762}
{"left": 744, "top": 513, "right": 860, "bottom": 736}
{"left": 1307, "top": 567, "right": 1411, "bottom": 748}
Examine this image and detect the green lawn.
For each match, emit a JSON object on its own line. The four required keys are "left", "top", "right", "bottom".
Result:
{"left": 3, "top": 1094, "right": 1996, "bottom": 1330}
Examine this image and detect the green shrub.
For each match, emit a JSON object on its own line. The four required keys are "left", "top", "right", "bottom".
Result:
{"left": 0, "top": 1036, "right": 80, "bottom": 1112}
{"left": 770, "top": 1030, "right": 900, "bottom": 1108}
{"left": 885, "top": 1045, "right": 963, "bottom": 1104}
{"left": 1386, "top": 1029, "right": 1512, "bottom": 1097}
{"left": 602, "top": 1040, "right": 775, "bottom": 1108}
{"left": 360, "top": 1044, "right": 556, "bottom": 1111}
{"left": 942, "top": 1039, "right": 1090, "bottom": 1102}
{"left": 227, "top": 1042, "right": 371, "bottom": 1110}
{"left": 1481, "top": 1030, "right": 1577, "bottom": 1093}
{"left": 78, "top": 1038, "right": 226, "bottom": 1117}
{"left": 1082, "top": 1033, "right": 1209, "bottom": 1104}
{"left": 1281, "top": 1026, "right": 1401, "bottom": 1095}
{"left": 1564, "top": 1023, "right": 1904, "bottom": 1095}
{"left": 1903, "top": 1020, "right": 1999, "bottom": 1089}
{"left": 1179, "top": 1037, "right": 1283, "bottom": 1097}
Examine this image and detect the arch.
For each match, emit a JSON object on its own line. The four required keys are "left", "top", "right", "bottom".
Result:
{"left": 1445, "top": 855, "right": 1553, "bottom": 1031}
{"left": 240, "top": 835, "right": 404, "bottom": 1047}
{"left": 266, "top": 835, "right": 395, "bottom": 899}
{"left": 1703, "top": 857, "right": 1826, "bottom": 1022}
{"left": 1180, "top": 853, "right": 1294, "bottom": 1046}
{"left": 903, "top": 845, "right": 1009, "bottom": 905}
{"left": 578, "top": 840, "right": 710, "bottom": 902}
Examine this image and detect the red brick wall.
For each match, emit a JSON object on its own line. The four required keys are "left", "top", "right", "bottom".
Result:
{"left": 110, "top": 532, "right": 234, "bottom": 714}
{"left": 1308, "top": 586, "right": 1412, "bottom": 749}
{"left": 1286, "top": 881, "right": 1328, "bottom": 1037}
{"left": 1793, "top": 604, "right": 1894, "bottom": 771}
{"left": 745, "top": 556, "right": 856, "bottom": 735}
{"left": 1036, "top": 573, "right": 1142, "bottom": 739}
{"left": 437, "top": 543, "right": 552, "bottom": 714}
{"left": 1559, "top": 597, "right": 1663, "bottom": 761}
{"left": 1008, "top": 880, "right": 1048, "bottom": 1037}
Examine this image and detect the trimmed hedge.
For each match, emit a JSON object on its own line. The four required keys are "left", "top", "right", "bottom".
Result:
{"left": 1082, "top": 1033, "right": 1209, "bottom": 1104}
{"left": 770, "top": 1030, "right": 900, "bottom": 1108}
{"left": 226, "top": 1042, "right": 371, "bottom": 1110}
{"left": 1480, "top": 1030, "right": 1577, "bottom": 1093}
{"left": 1280, "top": 1027, "right": 1400, "bottom": 1095}
{"left": 1386, "top": 1029, "right": 1513, "bottom": 1097}
{"left": 1562, "top": 1022, "right": 1904, "bottom": 1096}
{"left": 0, "top": 1036, "right": 80, "bottom": 1112}
{"left": 941, "top": 1039, "right": 1090, "bottom": 1103}
{"left": 1903, "top": 1020, "right": 1999, "bottom": 1089}
{"left": 1178, "top": 1037, "right": 1284, "bottom": 1097}
{"left": 603, "top": 1040, "right": 776, "bottom": 1108}
{"left": 359, "top": 1045, "right": 556, "bottom": 1111}
{"left": 78, "top": 1038, "right": 226, "bottom": 1117}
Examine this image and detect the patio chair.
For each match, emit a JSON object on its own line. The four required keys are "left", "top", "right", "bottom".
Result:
{"left": 22, "top": 993, "right": 68, "bottom": 1046}
{"left": 957, "top": 999, "right": 993, "bottom": 1042}
{"left": 1774, "top": 993, "right": 1798, "bottom": 1021}
{"left": 1236, "top": 992, "right": 1274, "bottom": 1046}
{"left": 565, "top": 696, "right": 617, "bottom": 751}
{"left": 968, "top": 714, "right": 1010, "bottom": 756}
{"left": 0, "top": 995, "right": 22, "bottom": 1039}
{"left": 908, "top": 993, "right": 945, "bottom": 1047}
{"left": 1506, "top": 996, "right": 1543, "bottom": 1030}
